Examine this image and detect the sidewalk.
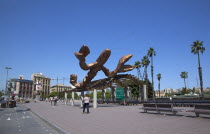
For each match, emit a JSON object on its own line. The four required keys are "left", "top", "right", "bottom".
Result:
{"left": 23, "top": 101, "right": 210, "bottom": 134}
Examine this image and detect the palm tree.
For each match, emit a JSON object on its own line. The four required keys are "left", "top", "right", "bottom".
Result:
{"left": 147, "top": 47, "right": 156, "bottom": 99}
{"left": 157, "top": 73, "right": 161, "bottom": 97}
{"left": 134, "top": 61, "right": 143, "bottom": 80}
{"left": 180, "top": 71, "right": 188, "bottom": 92}
{"left": 191, "top": 40, "right": 205, "bottom": 98}
{"left": 141, "top": 56, "right": 150, "bottom": 98}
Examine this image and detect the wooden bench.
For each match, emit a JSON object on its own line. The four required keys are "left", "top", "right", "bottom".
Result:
{"left": 156, "top": 104, "right": 181, "bottom": 115}
{"left": 194, "top": 104, "right": 210, "bottom": 117}
{"left": 142, "top": 103, "right": 157, "bottom": 112}
{"left": 142, "top": 103, "right": 182, "bottom": 115}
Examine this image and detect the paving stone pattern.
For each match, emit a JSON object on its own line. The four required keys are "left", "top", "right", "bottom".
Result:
{"left": 23, "top": 102, "right": 210, "bottom": 134}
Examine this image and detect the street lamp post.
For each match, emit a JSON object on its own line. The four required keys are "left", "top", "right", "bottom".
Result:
{"left": 51, "top": 77, "right": 69, "bottom": 99}
{"left": 5, "top": 67, "right": 12, "bottom": 92}
{"left": 51, "top": 77, "right": 63, "bottom": 99}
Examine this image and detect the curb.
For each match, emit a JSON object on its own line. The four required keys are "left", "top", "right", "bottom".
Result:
{"left": 22, "top": 104, "right": 71, "bottom": 134}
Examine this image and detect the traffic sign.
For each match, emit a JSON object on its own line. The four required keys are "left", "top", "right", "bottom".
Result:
{"left": 116, "top": 88, "right": 124, "bottom": 100}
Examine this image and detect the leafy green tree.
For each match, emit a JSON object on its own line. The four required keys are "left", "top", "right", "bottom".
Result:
{"left": 73, "top": 92, "right": 79, "bottom": 99}
{"left": 130, "top": 84, "right": 139, "bottom": 99}
{"left": 141, "top": 56, "right": 150, "bottom": 98}
{"left": 191, "top": 40, "right": 205, "bottom": 98}
{"left": 180, "top": 87, "right": 190, "bottom": 95}
{"left": 48, "top": 92, "right": 59, "bottom": 98}
{"left": 88, "top": 90, "right": 111, "bottom": 100}
{"left": 157, "top": 73, "right": 161, "bottom": 97}
{"left": 96, "top": 91, "right": 102, "bottom": 99}
{"left": 88, "top": 91, "right": 102, "bottom": 99}
{"left": 0, "top": 91, "right": 3, "bottom": 97}
{"left": 46, "top": 92, "right": 79, "bottom": 100}
{"left": 126, "top": 78, "right": 153, "bottom": 99}
{"left": 141, "top": 56, "right": 150, "bottom": 82}
{"left": 192, "top": 87, "right": 196, "bottom": 94}
{"left": 88, "top": 91, "right": 93, "bottom": 99}
{"left": 67, "top": 93, "right": 72, "bottom": 99}
{"left": 105, "top": 89, "right": 111, "bottom": 100}
{"left": 134, "top": 61, "right": 143, "bottom": 80}
{"left": 134, "top": 61, "right": 143, "bottom": 99}
{"left": 205, "top": 91, "right": 210, "bottom": 95}
{"left": 124, "top": 79, "right": 140, "bottom": 99}
{"left": 165, "top": 93, "right": 173, "bottom": 97}
{"left": 147, "top": 47, "right": 156, "bottom": 99}
{"left": 146, "top": 81, "right": 153, "bottom": 99}
{"left": 180, "top": 71, "right": 188, "bottom": 91}
{"left": 59, "top": 92, "right": 65, "bottom": 99}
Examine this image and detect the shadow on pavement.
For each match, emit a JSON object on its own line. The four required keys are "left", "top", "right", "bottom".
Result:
{"left": 139, "top": 111, "right": 210, "bottom": 119}
{"left": 185, "top": 115, "right": 210, "bottom": 119}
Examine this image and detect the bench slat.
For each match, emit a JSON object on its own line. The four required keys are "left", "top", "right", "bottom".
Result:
{"left": 195, "top": 110, "right": 210, "bottom": 114}
{"left": 194, "top": 104, "right": 210, "bottom": 117}
{"left": 142, "top": 103, "right": 181, "bottom": 115}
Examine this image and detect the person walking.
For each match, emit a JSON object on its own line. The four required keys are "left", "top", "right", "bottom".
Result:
{"left": 45, "top": 98, "right": 48, "bottom": 103}
{"left": 54, "top": 96, "right": 58, "bottom": 106}
{"left": 83, "top": 94, "right": 90, "bottom": 114}
{"left": 50, "top": 97, "right": 53, "bottom": 106}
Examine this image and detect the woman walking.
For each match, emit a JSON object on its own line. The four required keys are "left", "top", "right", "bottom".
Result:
{"left": 83, "top": 94, "right": 90, "bottom": 114}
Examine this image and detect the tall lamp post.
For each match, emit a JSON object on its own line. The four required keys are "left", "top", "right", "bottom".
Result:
{"left": 51, "top": 77, "right": 63, "bottom": 99}
{"left": 51, "top": 77, "right": 69, "bottom": 99}
{"left": 5, "top": 67, "right": 12, "bottom": 92}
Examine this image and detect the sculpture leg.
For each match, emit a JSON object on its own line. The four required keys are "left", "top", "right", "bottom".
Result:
{"left": 71, "top": 92, "right": 75, "bottom": 106}
{"left": 93, "top": 89, "right": 97, "bottom": 108}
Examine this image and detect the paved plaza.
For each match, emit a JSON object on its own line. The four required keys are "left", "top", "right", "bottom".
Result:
{"left": 23, "top": 101, "right": 210, "bottom": 134}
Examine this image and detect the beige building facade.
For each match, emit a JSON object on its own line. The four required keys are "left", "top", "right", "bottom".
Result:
{"left": 155, "top": 90, "right": 166, "bottom": 97}
{"left": 31, "top": 73, "right": 51, "bottom": 98}
{"left": 7, "top": 76, "right": 33, "bottom": 99}
{"left": 50, "top": 84, "right": 72, "bottom": 93}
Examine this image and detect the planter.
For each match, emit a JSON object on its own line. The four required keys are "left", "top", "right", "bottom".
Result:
{"left": 25, "top": 101, "right": 30, "bottom": 103}
{"left": 9, "top": 101, "right": 15, "bottom": 108}
{"left": 1, "top": 103, "right": 7, "bottom": 108}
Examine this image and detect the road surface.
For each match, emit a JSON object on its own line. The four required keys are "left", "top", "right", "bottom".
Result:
{"left": 0, "top": 104, "right": 60, "bottom": 134}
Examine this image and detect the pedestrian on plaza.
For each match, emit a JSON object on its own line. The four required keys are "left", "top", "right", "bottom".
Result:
{"left": 12, "top": 95, "right": 15, "bottom": 100}
{"left": 5, "top": 98, "right": 9, "bottom": 107}
{"left": 45, "top": 98, "right": 48, "bottom": 102}
{"left": 50, "top": 97, "right": 53, "bottom": 106}
{"left": 54, "top": 97, "right": 58, "bottom": 106}
{"left": 83, "top": 94, "right": 90, "bottom": 114}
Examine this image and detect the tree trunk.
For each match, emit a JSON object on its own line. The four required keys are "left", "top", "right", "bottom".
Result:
{"left": 137, "top": 68, "right": 143, "bottom": 80}
{"left": 102, "top": 89, "right": 105, "bottom": 102}
{"left": 137, "top": 69, "right": 140, "bottom": 79}
{"left": 158, "top": 80, "right": 160, "bottom": 98}
{"left": 151, "top": 56, "right": 154, "bottom": 99}
{"left": 198, "top": 52, "right": 204, "bottom": 99}
{"left": 184, "top": 78, "right": 186, "bottom": 89}
{"left": 145, "top": 67, "right": 148, "bottom": 98}
{"left": 111, "top": 87, "right": 115, "bottom": 101}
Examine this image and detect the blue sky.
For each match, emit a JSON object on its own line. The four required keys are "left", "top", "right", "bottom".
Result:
{"left": 0, "top": 0, "right": 210, "bottom": 91}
